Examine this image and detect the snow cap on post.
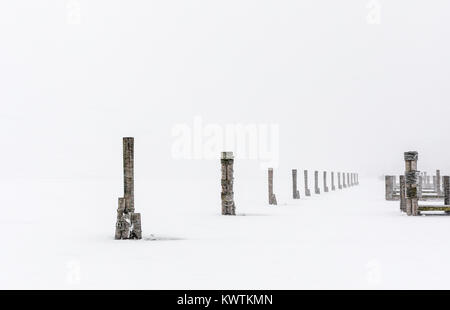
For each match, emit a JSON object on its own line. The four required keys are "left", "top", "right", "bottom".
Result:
{"left": 221, "top": 152, "right": 234, "bottom": 160}
{"left": 404, "top": 151, "right": 418, "bottom": 161}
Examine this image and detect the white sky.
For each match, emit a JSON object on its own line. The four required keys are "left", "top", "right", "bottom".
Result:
{"left": 1, "top": 1, "right": 450, "bottom": 180}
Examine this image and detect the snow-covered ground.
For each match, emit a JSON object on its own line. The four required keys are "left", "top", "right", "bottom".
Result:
{"left": 2, "top": 175, "right": 450, "bottom": 290}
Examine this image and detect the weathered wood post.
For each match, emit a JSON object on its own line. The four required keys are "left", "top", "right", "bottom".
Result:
{"left": 418, "top": 175, "right": 423, "bottom": 198}
{"left": 115, "top": 137, "right": 142, "bottom": 240}
{"left": 347, "top": 173, "right": 351, "bottom": 187}
{"left": 444, "top": 176, "right": 450, "bottom": 205}
{"left": 130, "top": 213, "right": 142, "bottom": 239}
{"left": 314, "top": 171, "right": 320, "bottom": 194}
{"left": 304, "top": 170, "right": 311, "bottom": 196}
{"left": 404, "top": 151, "right": 419, "bottom": 216}
{"left": 115, "top": 198, "right": 129, "bottom": 239}
{"left": 292, "top": 169, "right": 300, "bottom": 199}
{"left": 385, "top": 175, "right": 394, "bottom": 200}
{"left": 338, "top": 172, "right": 342, "bottom": 189}
{"left": 124, "top": 137, "right": 134, "bottom": 214}
{"left": 268, "top": 168, "right": 277, "bottom": 205}
{"left": 399, "top": 175, "right": 406, "bottom": 212}
{"left": 221, "top": 152, "right": 236, "bottom": 215}
{"left": 436, "top": 170, "right": 442, "bottom": 195}
{"left": 323, "top": 171, "right": 329, "bottom": 192}
{"left": 331, "top": 172, "right": 336, "bottom": 191}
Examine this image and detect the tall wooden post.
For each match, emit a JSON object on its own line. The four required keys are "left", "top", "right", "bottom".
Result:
{"left": 331, "top": 172, "right": 336, "bottom": 191}
{"left": 268, "top": 168, "right": 277, "bottom": 205}
{"left": 304, "top": 170, "right": 311, "bottom": 196}
{"left": 347, "top": 173, "right": 351, "bottom": 187}
{"left": 385, "top": 175, "right": 394, "bottom": 200}
{"left": 436, "top": 170, "right": 442, "bottom": 195}
{"left": 123, "top": 137, "right": 135, "bottom": 213}
{"left": 418, "top": 175, "right": 423, "bottom": 198}
{"left": 323, "top": 171, "right": 329, "bottom": 192}
{"left": 314, "top": 171, "right": 320, "bottom": 194}
{"left": 343, "top": 172, "right": 347, "bottom": 188}
{"left": 404, "top": 151, "right": 419, "bottom": 216}
{"left": 444, "top": 176, "right": 450, "bottom": 205}
{"left": 399, "top": 175, "right": 406, "bottom": 212}
{"left": 115, "top": 137, "right": 141, "bottom": 240}
{"left": 338, "top": 172, "right": 342, "bottom": 189}
{"left": 221, "top": 152, "right": 236, "bottom": 215}
{"left": 292, "top": 169, "right": 300, "bottom": 199}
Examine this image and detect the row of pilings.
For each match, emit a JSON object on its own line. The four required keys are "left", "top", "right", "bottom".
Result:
{"left": 114, "top": 138, "right": 360, "bottom": 238}
{"left": 267, "top": 168, "right": 359, "bottom": 206}
{"left": 385, "top": 151, "right": 450, "bottom": 216}
{"left": 222, "top": 152, "right": 359, "bottom": 214}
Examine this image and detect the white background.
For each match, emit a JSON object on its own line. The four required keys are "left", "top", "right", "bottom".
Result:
{"left": 2, "top": 1, "right": 450, "bottom": 180}
{"left": 1, "top": 1, "right": 450, "bottom": 289}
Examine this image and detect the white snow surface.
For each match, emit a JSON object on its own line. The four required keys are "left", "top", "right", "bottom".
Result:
{"left": 2, "top": 176, "right": 450, "bottom": 290}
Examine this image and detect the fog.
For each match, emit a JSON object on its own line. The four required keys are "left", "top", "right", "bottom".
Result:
{"left": 1, "top": 0, "right": 450, "bottom": 181}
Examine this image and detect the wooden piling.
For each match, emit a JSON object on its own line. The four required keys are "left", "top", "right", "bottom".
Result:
{"left": 314, "top": 171, "right": 320, "bottom": 194}
{"left": 221, "top": 152, "right": 236, "bottom": 215}
{"left": 399, "top": 175, "right": 406, "bottom": 212}
{"left": 385, "top": 175, "right": 394, "bottom": 200}
{"left": 331, "top": 172, "right": 336, "bottom": 191}
{"left": 115, "top": 137, "right": 142, "bottom": 239}
{"left": 404, "top": 151, "right": 419, "bottom": 216}
{"left": 436, "top": 170, "right": 442, "bottom": 195}
{"left": 123, "top": 137, "right": 135, "bottom": 213}
{"left": 268, "top": 168, "right": 277, "bottom": 205}
{"left": 304, "top": 170, "right": 311, "bottom": 196}
{"left": 323, "top": 171, "right": 329, "bottom": 192}
{"left": 444, "top": 176, "right": 450, "bottom": 205}
{"left": 292, "top": 169, "right": 300, "bottom": 199}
